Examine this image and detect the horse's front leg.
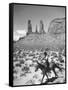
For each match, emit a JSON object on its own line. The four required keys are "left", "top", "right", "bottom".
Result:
{"left": 41, "top": 70, "right": 46, "bottom": 83}
{"left": 46, "top": 73, "right": 49, "bottom": 80}
{"left": 53, "top": 68, "right": 58, "bottom": 78}
{"left": 41, "top": 72, "right": 49, "bottom": 84}
{"left": 41, "top": 74, "right": 45, "bottom": 83}
{"left": 35, "top": 66, "right": 38, "bottom": 72}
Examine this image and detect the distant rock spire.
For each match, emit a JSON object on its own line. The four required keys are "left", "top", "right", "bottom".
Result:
{"left": 39, "top": 20, "right": 45, "bottom": 34}
{"left": 27, "top": 20, "right": 32, "bottom": 35}
{"left": 35, "top": 25, "right": 38, "bottom": 34}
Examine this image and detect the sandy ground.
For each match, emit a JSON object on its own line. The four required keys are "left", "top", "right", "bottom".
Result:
{"left": 13, "top": 49, "right": 65, "bottom": 86}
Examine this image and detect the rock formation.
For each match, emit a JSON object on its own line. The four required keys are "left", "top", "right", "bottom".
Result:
{"left": 27, "top": 20, "right": 32, "bottom": 35}
{"left": 48, "top": 18, "right": 65, "bottom": 35}
{"left": 39, "top": 20, "right": 45, "bottom": 34}
{"left": 35, "top": 25, "right": 39, "bottom": 34}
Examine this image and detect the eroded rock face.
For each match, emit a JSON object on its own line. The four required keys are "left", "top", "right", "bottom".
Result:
{"left": 48, "top": 18, "right": 65, "bottom": 35}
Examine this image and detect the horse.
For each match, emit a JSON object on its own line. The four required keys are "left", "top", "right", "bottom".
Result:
{"left": 35, "top": 58, "right": 64, "bottom": 83}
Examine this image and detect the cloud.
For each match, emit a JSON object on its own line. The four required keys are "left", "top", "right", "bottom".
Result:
{"left": 14, "top": 30, "right": 27, "bottom": 41}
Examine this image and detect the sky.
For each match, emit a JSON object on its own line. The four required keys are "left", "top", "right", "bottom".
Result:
{"left": 13, "top": 4, "right": 65, "bottom": 41}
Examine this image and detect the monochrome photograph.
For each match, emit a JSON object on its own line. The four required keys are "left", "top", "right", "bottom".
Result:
{"left": 10, "top": 3, "right": 66, "bottom": 86}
